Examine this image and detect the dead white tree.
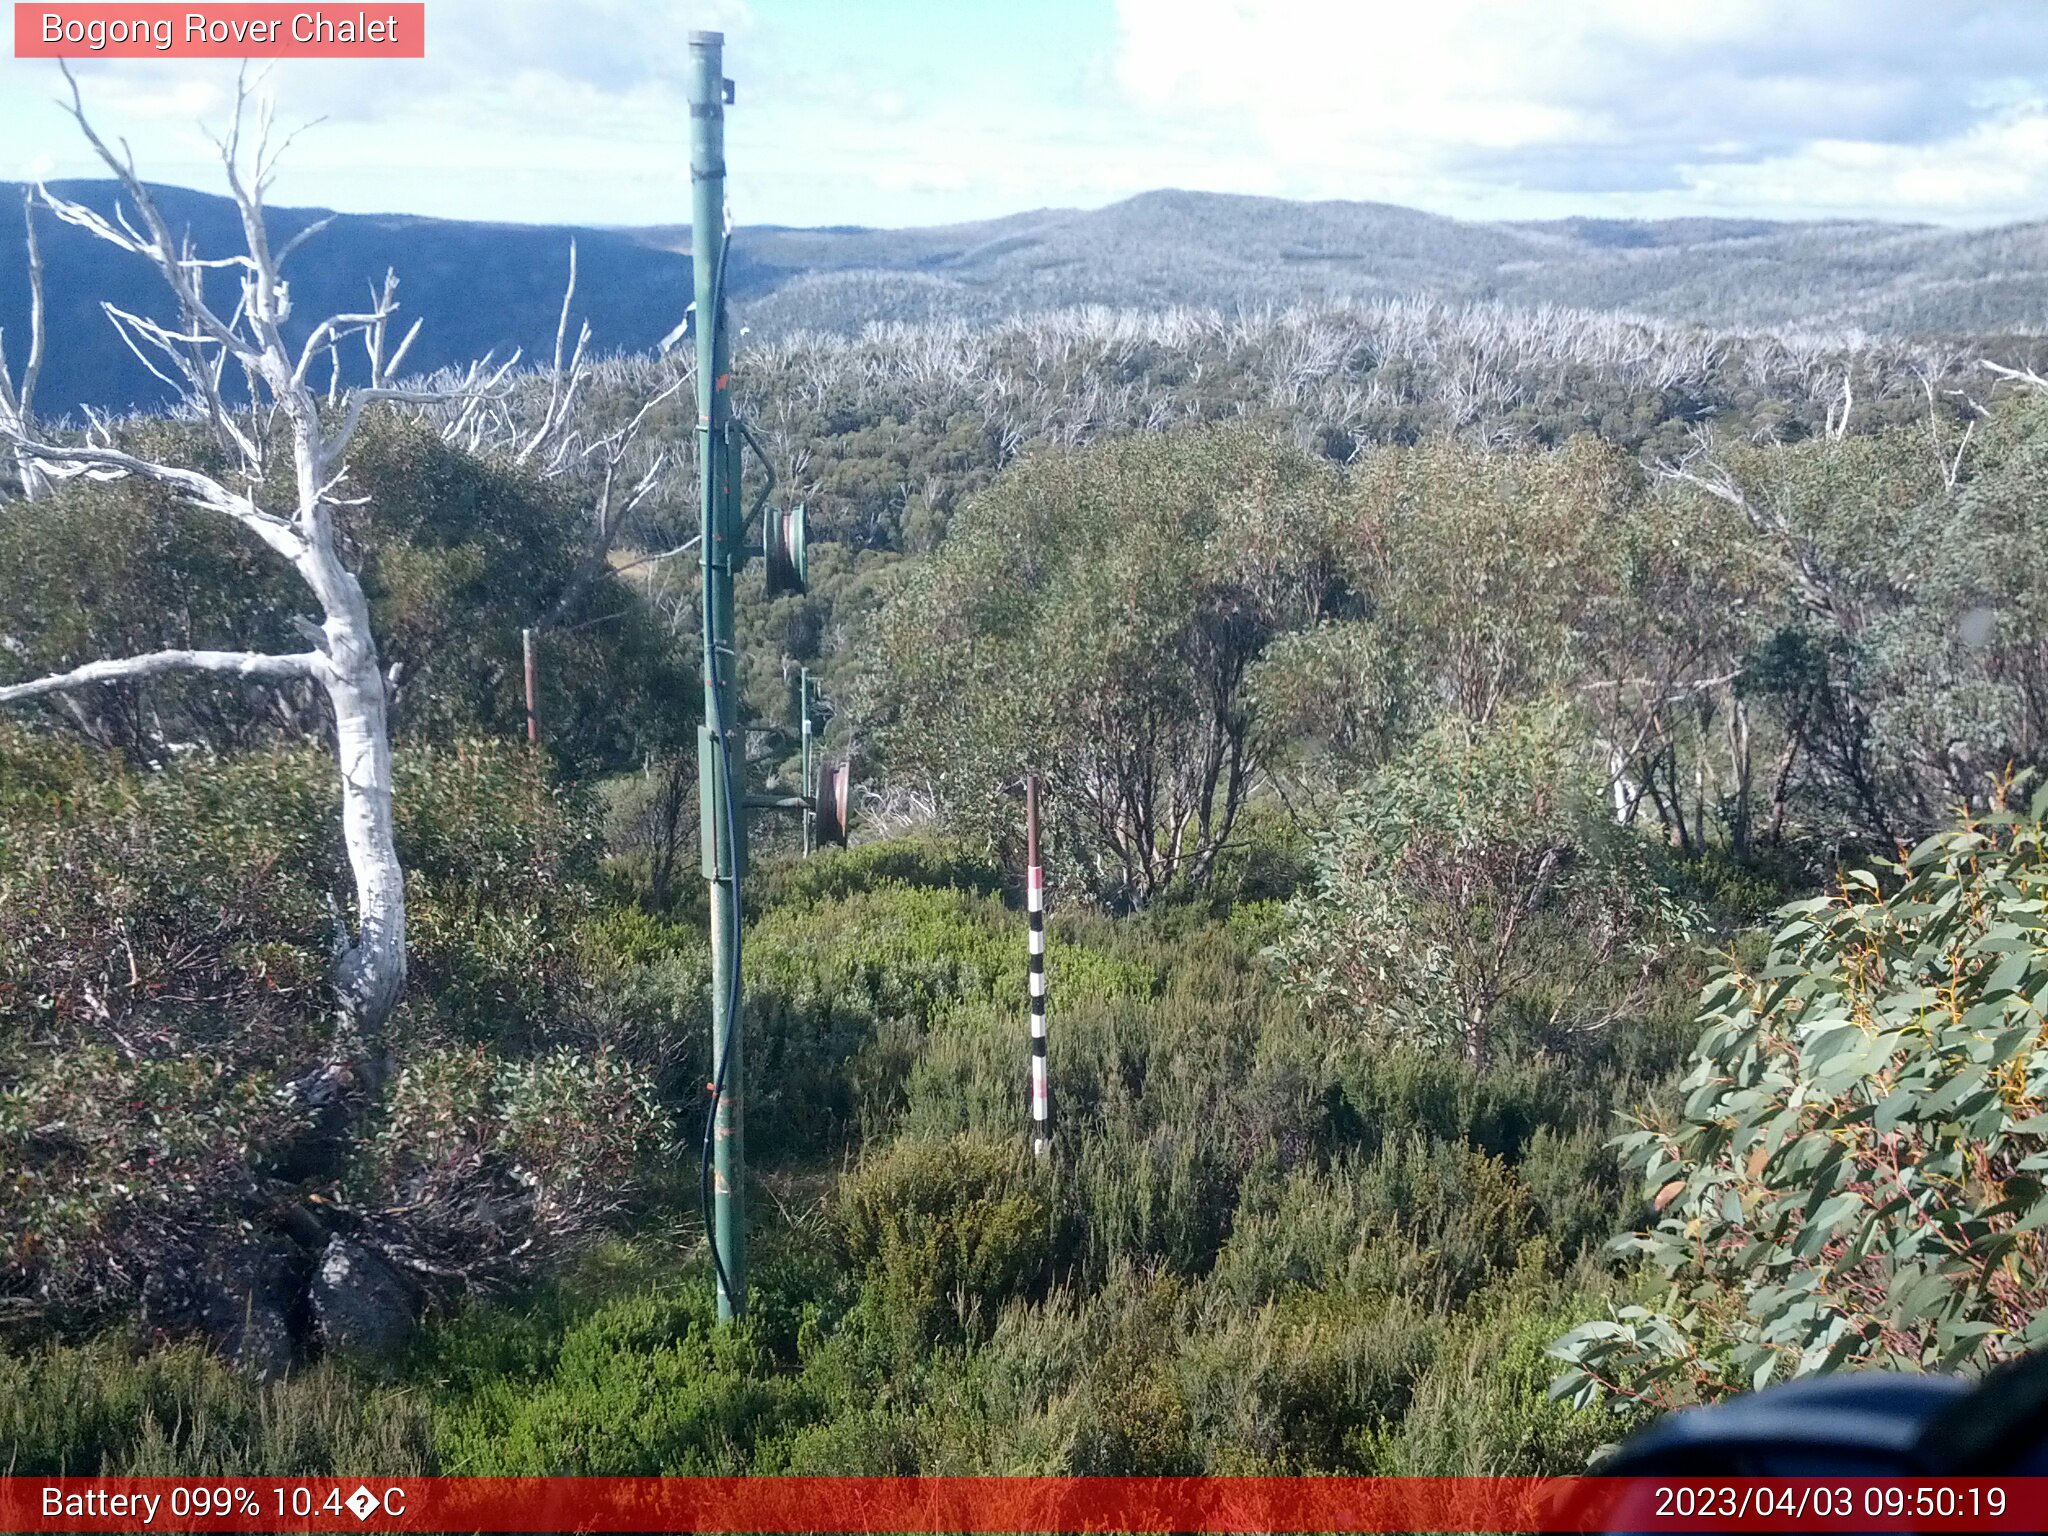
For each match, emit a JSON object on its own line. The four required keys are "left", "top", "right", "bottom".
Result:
{"left": 419, "top": 249, "right": 692, "bottom": 628}
{"left": 0, "top": 188, "right": 49, "bottom": 500}
{"left": 544, "top": 376, "right": 690, "bottom": 610}
{"left": 0, "top": 71, "right": 494, "bottom": 1036}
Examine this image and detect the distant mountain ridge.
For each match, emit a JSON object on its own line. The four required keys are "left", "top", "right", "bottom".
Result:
{"left": 5, "top": 181, "right": 2046, "bottom": 415}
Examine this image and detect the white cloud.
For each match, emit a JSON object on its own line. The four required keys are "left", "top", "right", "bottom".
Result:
{"left": 7, "top": 0, "right": 2048, "bottom": 228}
{"left": 1110, "top": 0, "right": 2048, "bottom": 221}
{"left": 1682, "top": 111, "right": 2048, "bottom": 221}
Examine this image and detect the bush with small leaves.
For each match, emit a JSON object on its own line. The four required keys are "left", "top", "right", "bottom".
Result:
{"left": 1274, "top": 703, "right": 1693, "bottom": 1069}
{"left": 0, "top": 724, "right": 674, "bottom": 1336}
{"left": 837, "top": 1134, "right": 1057, "bottom": 1363}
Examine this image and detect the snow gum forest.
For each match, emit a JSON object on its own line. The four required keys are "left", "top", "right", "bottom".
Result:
{"left": 7, "top": 98, "right": 2048, "bottom": 1477}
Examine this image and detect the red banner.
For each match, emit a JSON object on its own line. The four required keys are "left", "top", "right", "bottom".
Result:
{"left": 13, "top": 5, "right": 424, "bottom": 58}
{"left": 4, "top": 1476, "right": 2048, "bottom": 1532}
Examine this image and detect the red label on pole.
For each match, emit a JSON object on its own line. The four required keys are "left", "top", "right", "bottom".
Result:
{"left": 14, "top": 5, "right": 424, "bottom": 57}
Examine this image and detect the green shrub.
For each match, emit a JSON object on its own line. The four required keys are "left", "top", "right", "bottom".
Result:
{"left": 1181, "top": 1290, "right": 1442, "bottom": 1472}
{"left": 748, "top": 836, "right": 1007, "bottom": 912}
{"left": 0, "top": 725, "right": 671, "bottom": 1327}
{"left": 1555, "top": 786, "right": 2048, "bottom": 1413}
{"left": 1333, "top": 1046, "right": 1575, "bottom": 1162}
{"left": 395, "top": 744, "right": 605, "bottom": 1049}
{"left": 1210, "top": 1141, "right": 1536, "bottom": 1310}
{"left": 1376, "top": 1289, "right": 1633, "bottom": 1474}
{"left": 0, "top": 728, "right": 334, "bottom": 1312}
{"left": 0, "top": 414, "right": 691, "bottom": 774}
{"left": 572, "top": 908, "right": 711, "bottom": 1101}
{"left": 837, "top": 1135, "right": 1057, "bottom": 1363}
{"left": 350, "top": 1046, "right": 670, "bottom": 1279}
{"left": 434, "top": 1288, "right": 818, "bottom": 1474}
{"left": 1274, "top": 703, "right": 1694, "bottom": 1071}
{"left": 0, "top": 1335, "right": 431, "bottom": 1476}
{"left": 741, "top": 881, "right": 1153, "bottom": 1152}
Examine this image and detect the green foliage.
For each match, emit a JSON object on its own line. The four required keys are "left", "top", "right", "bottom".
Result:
{"left": 0, "top": 421, "right": 297, "bottom": 755}
{"left": 875, "top": 424, "right": 1343, "bottom": 908}
{"left": 0, "top": 413, "right": 692, "bottom": 773}
{"left": 0, "top": 725, "right": 332, "bottom": 1311}
{"left": 1554, "top": 783, "right": 2048, "bottom": 1413}
{"left": 1248, "top": 619, "right": 1414, "bottom": 822}
{"left": 740, "top": 868, "right": 1160, "bottom": 1153}
{"left": 837, "top": 1135, "right": 1057, "bottom": 1361}
{"left": 0, "top": 1335, "right": 433, "bottom": 1476}
{"left": 862, "top": 402, "right": 2045, "bottom": 910}
{"left": 1648, "top": 404, "right": 2048, "bottom": 846}
{"left": 0, "top": 784, "right": 1701, "bottom": 1475}
{"left": 393, "top": 743, "right": 605, "bottom": 1047}
{"left": 345, "top": 417, "right": 694, "bottom": 774}
{"left": 1275, "top": 704, "right": 1694, "bottom": 1068}
{"left": 1347, "top": 436, "right": 1641, "bottom": 723}
{"left": 747, "top": 835, "right": 1007, "bottom": 912}
{"left": 33, "top": 331, "right": 2045, "bottom": 1481}
{"left": 571, "top": 907, "right": 710, "bottom": 1101}
{"left": 434, "top": 1286, "right": 817, "bottom": 1474}
{"left": 1212, "top": 1142, "right": 1534, "bottom": 1309}
{"left": 1375, "top": 1288, "right": 1638, "bottom": 1474}
{"left": 353, "top": 1045, "right": 669, "bottom": 1267}
{"left": 0, "top": 727, "right": 669, "bottom": 1313}
{"left": 750, "top": 885, "right": 1015, "bottom": 1033}
{"left": 741, "top": 883, "right": 1013, "bottom": 1152}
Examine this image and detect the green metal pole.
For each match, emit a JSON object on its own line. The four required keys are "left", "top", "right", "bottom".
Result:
{"left": 690, "top": 29, "right": 745, "bottom": 1323}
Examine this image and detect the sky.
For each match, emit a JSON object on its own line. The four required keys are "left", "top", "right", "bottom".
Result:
{"left": 5, "top": 0, "right": 2048, "bottom": 231}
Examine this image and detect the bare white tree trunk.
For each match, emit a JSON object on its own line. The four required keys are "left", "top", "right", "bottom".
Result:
{"left": 0, "top": 188, "right": 48, "bottom": 500}
{"left": 319, "top": 572, "right": 408, "bottom": 1028}
{"left": 0, "top": 71, "right": 498, "bottom": 1036}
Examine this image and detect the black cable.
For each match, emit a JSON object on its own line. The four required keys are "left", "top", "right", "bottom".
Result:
{"left": 698, "top": 231, "right": 742, "bottom": 1316}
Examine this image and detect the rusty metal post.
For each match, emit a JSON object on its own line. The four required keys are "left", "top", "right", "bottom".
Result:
{"left": 522, "top": 626, "right": 538, "bottom": 746}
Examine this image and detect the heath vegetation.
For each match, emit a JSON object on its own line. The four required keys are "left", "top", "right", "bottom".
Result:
{"left": 5, "top": 113, "right": 2048, "bottom": 1474}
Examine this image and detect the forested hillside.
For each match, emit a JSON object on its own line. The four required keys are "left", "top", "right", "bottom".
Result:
{"left": 10, "top": 181, "right": 2048, "bottom": 415}
{"left": 735, "top": 191, "right": 2048, "bottom": 341}
{"left": 7, "top": 150, "right": 2048, "bottom": 1478}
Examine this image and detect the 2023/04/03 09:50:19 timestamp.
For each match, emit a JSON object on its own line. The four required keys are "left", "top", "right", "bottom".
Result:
{"left": 1648, "top": 1481, "right": 2010, "bottom": 1524}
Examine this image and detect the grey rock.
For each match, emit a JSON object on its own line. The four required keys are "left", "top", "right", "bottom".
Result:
{"left": 210, "top": 1293, "right": 294, "bottom": 1382}
{"left": 144, "top": 1237, "right": 301, "bottom": 1381}
{"left": 310, "top": 1236, "right": 415, "bottom": 1359}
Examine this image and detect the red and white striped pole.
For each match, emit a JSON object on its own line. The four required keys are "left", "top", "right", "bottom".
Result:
{"left": 1025, "top": 773, "right": 1049, "bottom": 1156}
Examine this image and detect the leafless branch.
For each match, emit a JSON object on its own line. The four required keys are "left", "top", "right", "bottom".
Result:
{"left": 44, "top": 67, "right": 257, "bottom": 366}
{"left": 516, "top": 243, "right": 592, "bottom": 469}
{"left": 1658, "top": 433, "right": 1847, "bottom": 628}
{"left": 606, "top": 536, "right": 702, "bottom": 577}
{"left": 1982, "top": 358, "right": 2048, "bottom": 393}
{"left": 18, "top": 191, "right": 44, "bottom": 415}
{"left": 3, "top": 436, "right": 305, "bottom": 557}
{"left": 274, "top": 212, "right": 335, "bottom": 270}
{"left": 0, "top": 647, "right": 320, "bottom": 704}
